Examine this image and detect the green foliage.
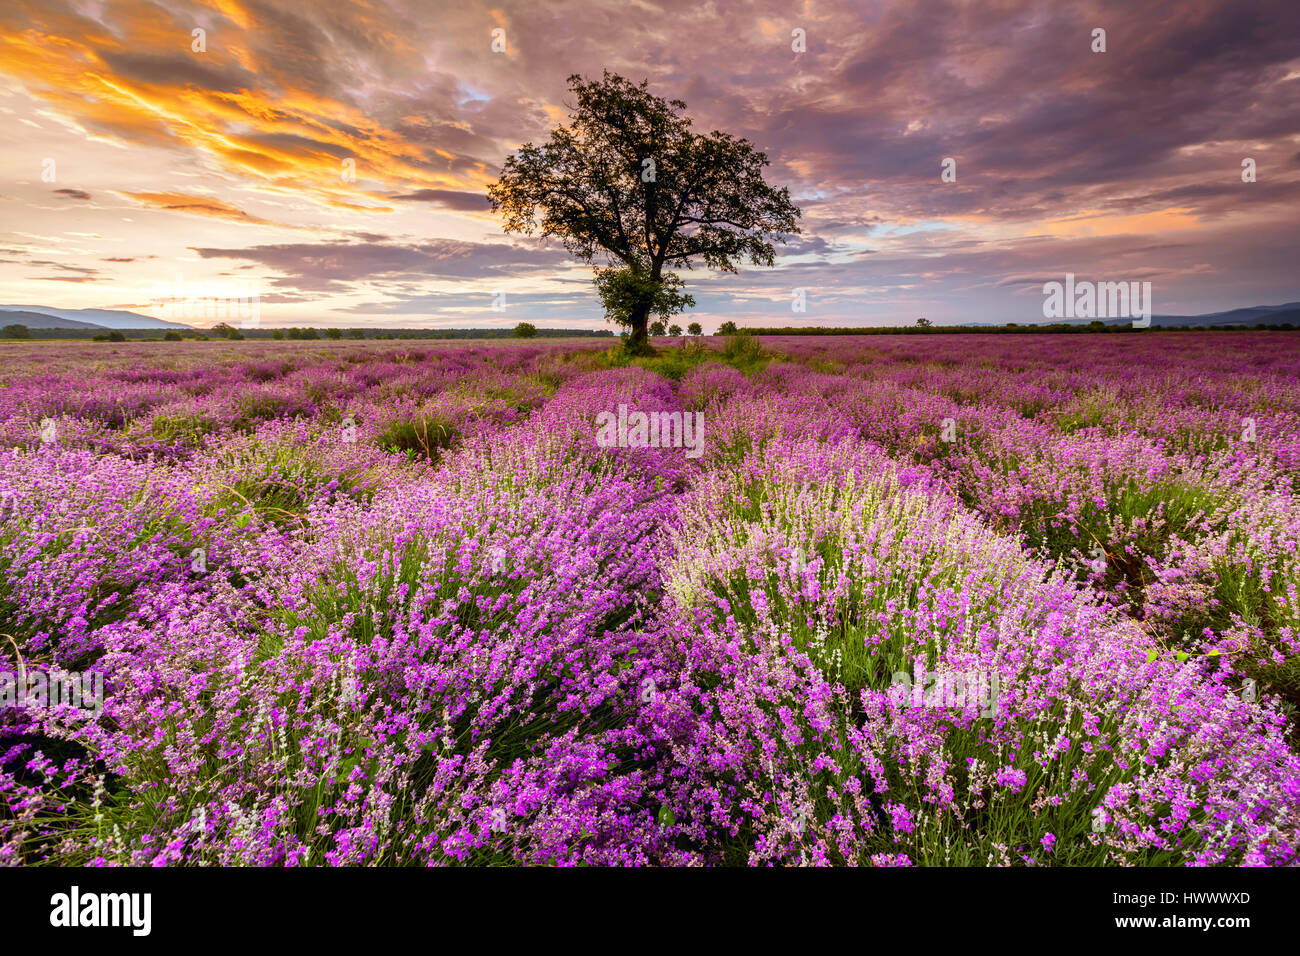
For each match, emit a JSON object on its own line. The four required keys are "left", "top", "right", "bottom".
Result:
{"left": 513, "top": 322, "right": 538, "bottom": 338}
{"left": 592, "top": 266, "right": 695, "bottom": 334}
{"left": 2, "top": 323, "right": 31, "bottom": 339}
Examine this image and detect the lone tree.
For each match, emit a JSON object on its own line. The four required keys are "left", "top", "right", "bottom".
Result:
{"left": 488, "top": 72, "right": 801, "bottom": 351}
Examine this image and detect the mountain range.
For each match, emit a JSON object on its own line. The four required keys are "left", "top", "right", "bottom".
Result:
{"left": 1146, "top": 302, "right": 1300, "bottom": 327}
{"left": 0, "top": 305, "right": 189, "bottom": 331}
{"left": 967, "top": 302, "right": 1300, "bottom": 328}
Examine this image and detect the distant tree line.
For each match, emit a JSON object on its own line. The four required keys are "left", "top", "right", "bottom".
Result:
{"left": 727, "top": 322, "right": 1298, "bottom": 336}
{"left": 6, "top": 326, "right": 617, "bottom": 342}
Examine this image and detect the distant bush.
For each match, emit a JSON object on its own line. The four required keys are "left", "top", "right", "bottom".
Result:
{"left": 513, "top": 322, "right": 538, "bottom": 338}
{"left": 2, "top": 323, "right": 31, "bottom": 339}
{"left": 211, "top": 322, "right": 245, "bottom": 340}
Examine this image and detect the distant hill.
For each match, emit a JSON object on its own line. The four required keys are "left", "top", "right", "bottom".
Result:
{"left": 0, "top": 309, "right": 105, "bottom": 330}
{"left": 0, "top": 305, "right": 190, "bottom": 330}
{"left": 1142, "top": 302, "right": 1300, "bottom": 328}
{"left": 846, "top": 300, "right": 1300, "bottom": 330}
{"left": 983, "top": 301, "right": 1300, "bottom": 328}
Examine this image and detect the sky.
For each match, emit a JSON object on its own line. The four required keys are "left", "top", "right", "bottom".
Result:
{"left": 1, "top": 0, "right": 1298, "bottom": 331}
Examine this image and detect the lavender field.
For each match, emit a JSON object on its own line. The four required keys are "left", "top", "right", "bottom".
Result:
{"left": 2, "top": 332, "right": 1298, "bottom": 867}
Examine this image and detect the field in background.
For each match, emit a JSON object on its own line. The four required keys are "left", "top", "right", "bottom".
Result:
{"left": 1, "top": 332, "right": 1297, "bottom": 866}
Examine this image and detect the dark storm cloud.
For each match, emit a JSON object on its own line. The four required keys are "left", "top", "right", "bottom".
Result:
{"left": 96, "top": 50, "right": 256, "bottom": 93}
{"left": 391, "top": 189, "right": 493, "bottom": 211}
{"left": 191, "top": 238, "right": 573, "bottom": 290}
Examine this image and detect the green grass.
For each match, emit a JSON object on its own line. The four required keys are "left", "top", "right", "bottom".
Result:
{"left": 595, "top": 335, "right": 769, "bottom": 380}
{"left": 376, "top": 412, "right": 459, "bottom": 462}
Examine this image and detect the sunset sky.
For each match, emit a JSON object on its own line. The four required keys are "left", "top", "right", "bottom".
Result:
{"left": 2, "top": 0, "right": 1298, "bottom": 330}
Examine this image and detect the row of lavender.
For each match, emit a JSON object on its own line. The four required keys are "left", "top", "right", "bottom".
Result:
{"left": 1, "top": 334, "right": 1296, "bottom": 865}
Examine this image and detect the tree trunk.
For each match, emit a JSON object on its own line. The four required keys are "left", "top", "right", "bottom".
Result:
{"left": 628, "top": 263, "right": 663, "bottom": 353}
{"left": 627, "top": 303, "right": 650, "bottom": 352}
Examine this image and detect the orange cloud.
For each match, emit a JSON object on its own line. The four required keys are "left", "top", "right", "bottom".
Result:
{"left": 118, "top": 190, "right": 283, "bottom": 226}
{"left": 1041, "top": 208, "right": 1201, "bottom": 238}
